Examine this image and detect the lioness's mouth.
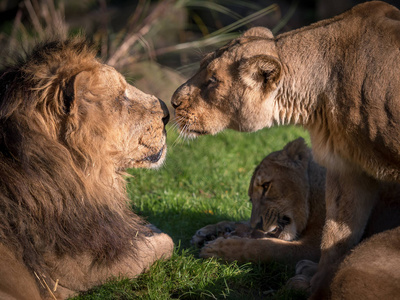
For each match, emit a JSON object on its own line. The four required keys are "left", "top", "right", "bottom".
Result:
{"left": 188, "top": 129, "right": 209, "bottom": 136}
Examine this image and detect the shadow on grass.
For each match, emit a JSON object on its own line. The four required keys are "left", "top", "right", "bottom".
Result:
{"left": 130, "top": 206, "right": 309, "bottom": 300}
{"left": 74, "top": 253, "right": 308, "bottom": 300}
{"left": 136, "top": 205, "right": 245, "bottom": 250}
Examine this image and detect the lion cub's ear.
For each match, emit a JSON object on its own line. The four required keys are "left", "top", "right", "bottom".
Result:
{"left": 239, "top": 55, "right": 282, "bottom": 93}
{"left": 242, "top": 27, "right": 274, "bottom": 39}
{"left": 283, "top": 138, "right": 310, "bottom": 168}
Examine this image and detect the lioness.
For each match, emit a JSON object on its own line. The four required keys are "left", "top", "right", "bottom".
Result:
{"left": 192, "top": 138, "right": 400, "bottom": 275}
{"left": 0, "top": 38, "right": 173, "bottom": 300}
{"left": 172, "top": 1, "right": 400, "bottom": 298}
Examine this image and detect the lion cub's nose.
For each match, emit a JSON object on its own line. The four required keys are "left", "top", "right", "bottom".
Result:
{"left": 159, "top": 99, "right": 170, "bottom": 126}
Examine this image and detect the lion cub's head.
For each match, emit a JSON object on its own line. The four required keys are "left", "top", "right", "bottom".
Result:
{"left": 249, "top": 138, "right": 311, "bottom": 241}
{"left": 171, "top": 27, "right": 281, "bottom": 137}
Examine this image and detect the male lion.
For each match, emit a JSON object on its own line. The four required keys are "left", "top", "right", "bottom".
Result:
{"left": 0, "top": 38, "right": 173, "bottom": 300}
{"left": 191, "top": 138, "right": 400, "bottom": 290}
{"left": 171, "top": 1, "right": 400, "bottom": 298}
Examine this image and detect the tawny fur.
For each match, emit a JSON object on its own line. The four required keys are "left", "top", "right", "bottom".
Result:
{"left": 172, "top": 1, "right": 400, "bottom": 298}
{"left": 0, "top": 38, "right": 173, "bottom": 300}
{"left": 192, "top": 139, "right": 400, "bottom": 270}
{"left": 331, "top": 226, "right": 400, "bottom": 300}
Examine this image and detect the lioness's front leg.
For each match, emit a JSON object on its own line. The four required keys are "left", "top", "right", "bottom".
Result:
{"left": 310, "top": 169, "right": 378, "bottom": 299}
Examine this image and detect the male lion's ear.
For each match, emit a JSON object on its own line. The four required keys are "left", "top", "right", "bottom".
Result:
{"left": 284, "top": 138, "right": 310, "bottom": 167}
{"left": 239, "top": 55, "right": 282, "bottom": 92}
{"left": 242, "top": 27, "right": 274, "bottom": 39}
{"left": 63, "top": 71, "right": 90, "bottom": 115}
{"left": 64, "top": 75, "right": 77, "bottom": 115}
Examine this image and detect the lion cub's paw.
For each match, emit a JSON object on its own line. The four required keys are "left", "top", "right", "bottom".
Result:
{"left": 199, "top": 236, "right": 248, "bottom": 262}
{"left": 191, "top": 221, "right": 237, "bottom": 248}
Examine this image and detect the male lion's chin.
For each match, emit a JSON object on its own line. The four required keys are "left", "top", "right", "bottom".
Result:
{"left": 132, "top": 145, "right": 167, "bottom": 169}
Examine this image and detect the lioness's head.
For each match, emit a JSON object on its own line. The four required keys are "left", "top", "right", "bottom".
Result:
{"left": 248, "top": 138, "right": 311, "bottom": 241}
{"left": 171, "top": 27, "right": 281, "bottom": 137}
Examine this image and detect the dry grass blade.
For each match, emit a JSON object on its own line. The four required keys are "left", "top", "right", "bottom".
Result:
{"left": 33, "top": 272, "right": 58, "bottom": 300}
{"left": 208, "top": 4, "right": 279, "bottom": 37}
{"left": 152, "top": 33, "right": 238, "bottom": 57}
{"left": 107, "top": 0, "right": 173, "bottom": 67}
{"left": 150, "top": 4, "right": 279, "bottom": 58}
{"left": 24, "top": 0, "right": 44, "bottom": 36}
{"left": 184, "top": 1, "right": 242, "bottom": 20}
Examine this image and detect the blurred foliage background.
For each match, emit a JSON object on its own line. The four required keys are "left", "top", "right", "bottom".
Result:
{"left": 0, "top": 0, "right": 390, "bottom": 108}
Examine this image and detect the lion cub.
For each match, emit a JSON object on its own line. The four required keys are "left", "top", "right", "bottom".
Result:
{"left": 193, "top": 138, "right": 400, "bottom": 266}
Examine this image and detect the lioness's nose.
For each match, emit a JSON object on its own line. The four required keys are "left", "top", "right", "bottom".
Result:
{"left": 159, "top": 99, "right": 170, "bottom": 125}
{"left": 171, "top": 93, "right": 181, "bottom": 109}
{"left": 171, "top": 84, "right": 185, "bottom": 109}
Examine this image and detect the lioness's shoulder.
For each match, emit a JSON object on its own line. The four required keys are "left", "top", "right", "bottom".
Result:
{"left": 350, "top": 1, "right": 399, "bottom": 17}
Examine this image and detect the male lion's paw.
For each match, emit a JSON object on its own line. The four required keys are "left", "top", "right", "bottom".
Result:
{"left": 191, "top": 221, "right": 237, "bottom": 248}
{"left": 199, "top": 236, "right": 247, "bottom": 262}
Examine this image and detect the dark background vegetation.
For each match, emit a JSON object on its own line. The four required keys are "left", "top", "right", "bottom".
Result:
{"left": 1, "top": 0, "right": 398, "bottom": 107}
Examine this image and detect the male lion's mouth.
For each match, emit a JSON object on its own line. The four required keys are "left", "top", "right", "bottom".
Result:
{"left": 142, "top": 146, "right": 164, "bottom": 163}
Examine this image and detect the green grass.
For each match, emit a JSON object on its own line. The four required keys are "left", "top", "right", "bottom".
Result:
{"left": 73, "top": 125, "right": 310, "bottom": 300}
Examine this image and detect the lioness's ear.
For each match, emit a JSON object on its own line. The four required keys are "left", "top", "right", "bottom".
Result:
{"left": 239, "top": 55, "right": 282, "bottom": 92}
{"left": 242, "top": 27, "right": 274, "bottom": 39}
{"left": 284, "top": 138, "right": 310, "bottom": 167}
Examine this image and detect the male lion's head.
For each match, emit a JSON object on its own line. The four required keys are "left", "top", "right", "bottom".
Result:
{"left": 171, "top": 27, "right": 281, "bottom": 137}
{"left": 0, "top": 38, "right": 169, "bottom": 172}
{"left": 248, "top": 138, "right": 311, "bottom": 241}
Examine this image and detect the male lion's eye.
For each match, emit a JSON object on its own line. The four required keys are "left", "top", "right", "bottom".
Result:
{"left": 207, "top": 76, "right": 218, "bottom": 86}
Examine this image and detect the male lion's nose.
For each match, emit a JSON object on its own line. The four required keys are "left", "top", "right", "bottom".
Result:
{"left": 159, "top": 99, "right": 170, "bottom": 126}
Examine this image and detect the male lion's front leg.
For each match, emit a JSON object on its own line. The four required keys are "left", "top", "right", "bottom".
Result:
{"left": 45, "top": 226, "right": 174, "bottom": 299}
{"left": 310, "top": 169, "right": 378, "bottom": 299}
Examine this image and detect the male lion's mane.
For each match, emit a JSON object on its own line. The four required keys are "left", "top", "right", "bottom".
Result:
{"left": 0, "top": 38, "right": 149, "bottom": 278}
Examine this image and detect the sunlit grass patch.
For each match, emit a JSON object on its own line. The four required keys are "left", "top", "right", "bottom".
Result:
{"left": 72, "top": 125, "right": 310, "bottom": 299}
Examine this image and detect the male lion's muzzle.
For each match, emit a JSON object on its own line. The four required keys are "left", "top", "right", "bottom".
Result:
{"left": 159, "top": 99, "right": 170, "bottom": 126}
